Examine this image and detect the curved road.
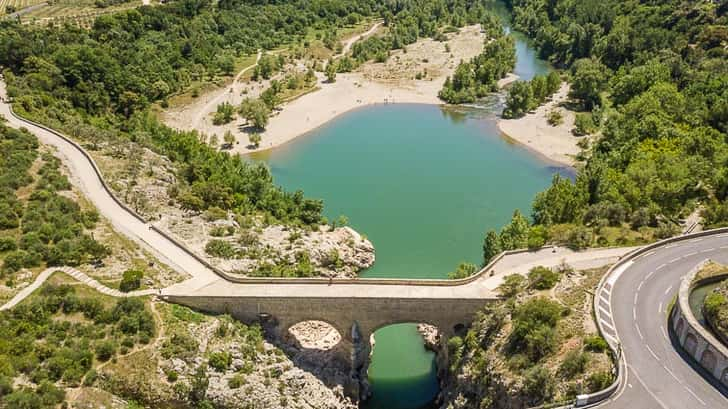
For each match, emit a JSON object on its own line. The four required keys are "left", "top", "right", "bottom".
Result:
{"left": 601, "top": 233, "right": 728, "bottom": 408}
{"left": 0, "top": 79, "right": 220, "bottom": 294}
{"left": 4, "top": 76, "right": 728, "bottom": 406}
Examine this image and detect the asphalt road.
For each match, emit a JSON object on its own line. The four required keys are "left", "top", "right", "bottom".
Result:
{"left": 601, "top": 233, "right": 728, "bottom": 408}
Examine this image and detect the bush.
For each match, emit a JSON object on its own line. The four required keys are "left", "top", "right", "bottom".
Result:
{"left": 527, "top": 266, "right": 561, "bottom": 290}
{"left": 508, "top": 298, "right": 563, "bottom": 362}
{"left": 208, "top": 351, "right": 232, "bottom": 372}
{"left": 228, "top": 374, "right": 245, "bottom": 389}
{"left": 583, "top": 335, "right": 609, "bottom": 352}
{"left": 523, "top": 365, "right": 555, "bottom": 404}
{"left": 119, "top": 269, "right": 143, "bottom": 292}
{"left": 559, "top": 350, "right": 589, "bottom": 378}
{"left": 498, "top": 274, "right": 525, "bottom": 298}
{"left": 448, "top": 262, "right": 477, "bottom": 279}
{"left": 205, "top": 240, "right": 236, "bottom": 259}
{"left": 547, "top": 109, "right": 563, "bottom": 126}
{"left": 587, "top": 371, "right": 613, "bottom": 392}
{"left": 95, "top": 340, "right": 117, "bottom": 362}
{"left": 0, "top": 238, "right": 16, "bottom": 252}
{"left": 573, "top": 113, "right": 597, "bottom": 136}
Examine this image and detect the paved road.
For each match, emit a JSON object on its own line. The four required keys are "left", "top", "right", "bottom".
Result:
{"left": 0, "top": 79, "right": 221, "bottom": 294}
{"left": 599, "top": 233, "right": 728, "bottom": 408}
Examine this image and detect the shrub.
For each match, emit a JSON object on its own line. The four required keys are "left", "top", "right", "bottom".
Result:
{"left": 165, "top": 369, "right": 179, "bottom": 382}
{"left": 508, "top": 298, "right": 563, "bottom": 362}
{"left": 119, "top": 269, "right": 143, "bottom": 292}
{"left": 527, "top": 266, "right": 561, "bottom": 290}
{"left": 228, "top": 374, "right": 245, "bottom": 389}
{"left": 586, "top": 371, "right": 613, "bottom": 392}
{"left": 559, "top": 350, "right": 589, "bottom": 378}
{"left": 448, "top": 262, "right": 477, "bottom": 279}
{"left": 95, "top": 340, "right": 117, "bottom": 362}
{"left": 208, "top": 351, "right": 232, "bottom": 372}
{"left": 0, "top": 238, "right": 16, "bottom": 252}
{"left": 498, "top": 274, "right": 525, "bottom": 298}
{"left": 573, "top": 113, "right": 597, "bottom": 136}
{"left": 583, "top": 335, "right": 609, "bottom": 352}
{"left": 205, "top": 240, "right": 236, "bottom": 259}
{"left": 523, "top": 365, "right": 555, "bottom": 404}
{"left": 546, "top": 109, "right": 563, "bottom": 126}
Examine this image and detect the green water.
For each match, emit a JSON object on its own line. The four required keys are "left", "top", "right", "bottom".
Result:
{"left": 251, "top": 6, "right": 556, "bottom": 408}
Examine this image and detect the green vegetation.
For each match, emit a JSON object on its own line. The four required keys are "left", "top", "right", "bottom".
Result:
{"left": 446, "top": 266, "right": 615, "bottom": 407}
{"left": 0, "top": 279, "right": 154, "bottom": 407}
{"left": 119, "top": 268, "right": 143, "bottom": 292}
{"left": 448, "top": 262, "right": 477, "bottom": 279}
{"left": 212, "top": 102, "right": 235, "bottom": 126}
{"left": 0, "top": 124, "right": 108, "bottom": 278}
{"left": 502, "top": 71, "right": 560, "bottom": 118}
{"left": 527, "top": 266, "right": 560, "bottom": 290}
{"left": 439, "top": 35, "right": 516, "bottom": 103}
{"left": 497, "top": 0, "right": 728, "bottom": 242}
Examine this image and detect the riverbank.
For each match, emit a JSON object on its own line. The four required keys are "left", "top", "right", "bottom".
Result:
{"left": 496, "top": 82, "right": 580, "bottom": 167}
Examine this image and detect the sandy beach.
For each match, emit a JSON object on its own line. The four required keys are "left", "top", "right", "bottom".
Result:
{"left": 162, "top": 24, "right": 580, "bottom": 166}
{"left": 497, "top": 82, "right": 579, "bottom": 167}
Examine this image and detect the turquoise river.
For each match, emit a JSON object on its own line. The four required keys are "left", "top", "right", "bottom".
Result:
{"left": 251, "top": 5, "right": 561, "bottom": 409}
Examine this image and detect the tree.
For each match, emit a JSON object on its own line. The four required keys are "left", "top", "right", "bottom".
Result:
{"left": 527, "top": 266, "right": 560, "bottom": 290}
{"left": 120, "top": 269, "right": 143, "bottom": 292}
{"left": 482, "top": 230, "right": 501, "bottom": 264}
{"left": 239, "top": 98, "right": 270, "bottom": 129}
{"left": 546, "top": 71, "right": 561, "bottom": 95}
{"left": 248, "top": 132, "right": 262, "bottom": 148}
{"left": 222, "top": 130, "right": 235, "bottom": 149}
{"left": 325, "top": 60, "right": 337, "bottom": 83}
{"left": 448, "top": 262, "right": 477, "bottom": 279}
{"left": 212, "top": 102, "right": 235, "bottom": 125}
{"left": 503, "top": 81, "right": 533, "bottom": 118}
{"left": 498, "top": 274, "right": 525, "bottom": 297}
{"left": 530, "top": 75, "right": 548, "bottom": 104}
{"left": 569, "top": 58, "right": 609, "bottom": 110}
{"left": 499, "top": 210, "right": 530, "bottom": 250}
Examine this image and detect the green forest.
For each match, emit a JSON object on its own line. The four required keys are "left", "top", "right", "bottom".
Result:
{"left": 482, "top": 0, "right": 728, "bottom": 262}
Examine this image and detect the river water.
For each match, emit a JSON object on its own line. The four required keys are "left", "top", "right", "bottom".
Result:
{"left": 251, "top": 5, "right": 558, "bottom": 408}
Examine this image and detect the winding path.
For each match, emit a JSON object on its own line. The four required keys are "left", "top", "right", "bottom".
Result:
{"left": 0, "top": 266, "right": 156, "bottom": 311}
{"left": 4, "top": 73, "right": 728, "bottom": 406}
{"left": 597, "top": 231, "right": 728, "bottom": 408}
{"left": 191, "top": 50, "right": 262, "bottom": 130}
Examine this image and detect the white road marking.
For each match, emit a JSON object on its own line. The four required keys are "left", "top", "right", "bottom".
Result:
{"left": 637, "top": 280, "right": 644, "bottom": 291}
{"left": 700, "top": 247, "right": 715, "bottom": 253}
{"left": 634, "top": 292, "right": 639, "bottom": 305}
{"left": 684, "top": 251, "right": 698, "bottom": 257}
{"left": 665, "top": 243, "right": 678, "bottom": 248}
{"left": 601, "top": 318, "right": 615, "bottom": 332}
{"left": 606, "top": 260, "right": 633, "bottom": 286}
{"left": 633, "top": 307, "right": 637, "bottom": 321}
{"left": 599, "top": 305, "right": 612, "bottom": 318}
{"left": 661, "top": 325, "right": 668, "bottom": 341}
{"left": 688, "top": 238, "right": 704, "bottom": 243}
{"left": 656, "top": 263, "right": 666, "bottom": 270}
{"left": 646, "top": 270, "right": 655, "bottom": 280}
{"left": 658, "top": 301, "right": 663, "bottom": 314}
{"left": 600, "top": 293, "right": 610, "bottom": 305}
{"left": 663, "top": 365, "right": 682, "bottom": 384}
{"left": 721, "top": 245, "right": 728, "bottom": 250}
{"left": 639, "top": 250, "right": 656, "bottom": 258}
{"left": 669, "top": 257, "right": 682, "bottom": 264}
{"left": 635, "top": 322, "right": 643, "bottom": 340}
{"left": 664, "top": 285, "right": 673, "bottom": 295}
{"left": 684, "top": 385, "right": 707, "bottom": 406}
{"left": 646, "top": 344, "right": 660, "bottom": 361}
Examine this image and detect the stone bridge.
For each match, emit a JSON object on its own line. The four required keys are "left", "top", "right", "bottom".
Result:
{"left": 162, "top": 275, "right": 498, "bottom": 398}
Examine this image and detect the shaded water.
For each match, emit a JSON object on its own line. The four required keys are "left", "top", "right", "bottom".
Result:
{"left": 251, "top": 5, "right": 555, "bottom": 408}
{"left": 690, "top": 282, "right": 722, "bottom": 326}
